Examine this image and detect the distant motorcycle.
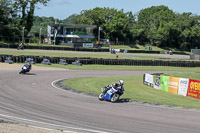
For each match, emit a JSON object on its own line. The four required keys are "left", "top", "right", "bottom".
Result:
{"left": 17, "top": 43, "right": 24, "bottom": 50}
{"left": 19, "top": 64, "right": 31, "bottom": 74}
{"left": 98, "top": 86, "right": 124, "bottom": 103}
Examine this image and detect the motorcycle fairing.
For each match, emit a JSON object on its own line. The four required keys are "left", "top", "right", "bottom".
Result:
{"left": 22, "top": 66, "right": 28, "bottom": 70}
{"left": 103, "top": 88, "right": 116, "bottom": 100}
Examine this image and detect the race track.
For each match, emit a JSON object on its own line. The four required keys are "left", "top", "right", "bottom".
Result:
{"left": 0, "top": 49, "right": 190, "bottom": 59}
{"left": 0, "top": 69, "right": 200, "bottom": 133}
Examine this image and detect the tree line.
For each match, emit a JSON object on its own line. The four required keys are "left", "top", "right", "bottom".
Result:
{"left": 1, "top": 0, "right": 200, "bottom": 51}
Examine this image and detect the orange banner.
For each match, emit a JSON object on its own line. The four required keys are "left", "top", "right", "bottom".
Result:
{"left": 168, "top": 77, "right": 180, "bottom": 94}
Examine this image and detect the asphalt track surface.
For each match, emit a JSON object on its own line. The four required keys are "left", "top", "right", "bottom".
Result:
{"left": 1, "top": 69, "right": 200, "bottom": 133}
{"left": 0, "top": 49, "right": 190, "bottom": 59}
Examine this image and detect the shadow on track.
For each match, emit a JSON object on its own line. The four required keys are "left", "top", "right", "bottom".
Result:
{"left": 103, "top": 98, "right": 131, "bottom": 103}
{"left": 116, "top": 98, "right": 131, "bottom": 103}
{"left": 19, "top": 73, "right": 36, "bottom": 75}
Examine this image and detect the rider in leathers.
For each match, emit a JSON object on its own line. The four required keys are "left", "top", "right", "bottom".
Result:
{"left": 104, "top": 80, "right": 124, "bottom": 94}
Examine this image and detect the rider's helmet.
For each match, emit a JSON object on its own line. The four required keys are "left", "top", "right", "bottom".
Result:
{"left": 119, "top": 80, "right": 124, "bottom": 86}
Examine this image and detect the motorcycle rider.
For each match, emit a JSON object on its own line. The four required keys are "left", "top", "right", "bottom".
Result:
{"left": 103, "top": 80, "right": 124, "bottom": 94}
{"left": 113, "top": 80, "right": 125, "bottom": 93}
{"left": 22, "top": 63, "right": 31, "bottom": 72}
{"left": 27, "top": 62, "right": 32, "bottom": 71}
{"left": 18, "top": 42, "right": 24, "bottom": 50}
{"left": 19, "top": 63, "right": 32, "bottom": 74}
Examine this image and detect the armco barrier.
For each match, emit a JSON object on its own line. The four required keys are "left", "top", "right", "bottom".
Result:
{"left": 0, "top": 54, "right": 200, "bottom": 67}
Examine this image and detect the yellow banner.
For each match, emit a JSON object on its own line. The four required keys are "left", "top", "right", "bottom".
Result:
{"left": 168, "top": 77, "right": 180, "bottom": 94}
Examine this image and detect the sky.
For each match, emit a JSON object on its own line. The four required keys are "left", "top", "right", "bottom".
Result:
{"left": 34, "top": 0, "right": 200, "bottom": 20}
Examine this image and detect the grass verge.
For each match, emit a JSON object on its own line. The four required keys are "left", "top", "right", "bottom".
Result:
{"left": 36, "top": 64, "right": 200, "bottom": 72}
{"left": 62, "top": 74, "right": 200, "bottom": 108}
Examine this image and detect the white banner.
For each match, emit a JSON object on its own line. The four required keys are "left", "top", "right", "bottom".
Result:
{"left": 144, "top": 73, "right": 154, "bottom": 87}
{"left": 83, "top": 43, "right": 93, "bottom": 48}
{"left": 145, "top": 73, "right": 154, "bottom": 84}
{"left": 178, "top": 78, "right": 189, "bottom": 96}
{"left": 114, "top": 49, "right": 120, "bottom": 52}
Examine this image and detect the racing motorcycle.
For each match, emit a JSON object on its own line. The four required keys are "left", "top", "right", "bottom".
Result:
{"left": 19, "top": 64, "right": 31, "bottom": 74}
{"left": 98, "top": 85, "right": 124, "bottom": 103}
{"left": 17, "top": 43, "right": 24, "bottom": 50}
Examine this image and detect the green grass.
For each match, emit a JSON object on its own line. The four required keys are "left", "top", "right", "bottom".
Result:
{"left": 62, "top": 74, "right": 200, "bottom": 108}
{"left": 111, "top": 44, "right": 163, "bottom": 51}
{"left": 41, "top": 63, "right": 200, "bottom": 108}
{"left": 164, "top": 72, "right": 200, "bottom": 80}
{"left": 26, "top": 63, "right": 200, "bottom": 108}
{"left": 36, "top": 64, "right": 200, "bottom": 72}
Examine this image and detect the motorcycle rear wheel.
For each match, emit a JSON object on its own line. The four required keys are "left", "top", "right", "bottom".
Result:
{"left": 111, "top": 93, "right": 120, "bottom": 103}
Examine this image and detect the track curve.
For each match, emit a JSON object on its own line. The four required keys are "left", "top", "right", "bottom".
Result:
{"left": 0, "top": 69, "right": 200, "bottom": 133}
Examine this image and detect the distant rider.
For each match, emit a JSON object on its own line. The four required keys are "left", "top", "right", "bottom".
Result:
{"left": 23, "top": 63, "right": 32, "bottom": 72}
{"left": 18, "top": 42, "right": 24, "bottom": 50}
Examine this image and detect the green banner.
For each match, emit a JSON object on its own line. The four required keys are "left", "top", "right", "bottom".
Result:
{"left": 160, "top": 75, "right": 169, "bottom": 92}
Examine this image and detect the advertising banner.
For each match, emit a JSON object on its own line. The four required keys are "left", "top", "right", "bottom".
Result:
{"left": 187, "top": 79, "right": 200, "bottom": 99}
{"left": 178, "top": 78, "right": 189, "bottom": 96}
{"left": 160, "top": 75, "right": 169, "bottom": 92}
{"left": 83, "top": 43, "right": 93, "bottom": 48}
{"left": 143, "top": 73, "right": 154, "bottom": 87}
{"left": 168, "top": 77, "right": 180, "bottom": 94}
{"left": 153, "top": 75, "right": 161, "bottom": 90}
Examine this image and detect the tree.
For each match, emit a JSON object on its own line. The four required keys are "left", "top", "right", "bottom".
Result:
{"left": 0, "top": 0, "right": 21, "bottom": 37}
{"left": 72, "top": 7, "right": 135, "bottom": 42}
{"left": 62, "top": 14, "right": 77, "bottom": 24}
{"left": 175, "top": 13, "right": 200, "bottom": 50}
{"left": 12, "top": 0, "right": 50, "bottom": 35}
{"left": 136, "top": 5, "right": 176, "bottom": 46}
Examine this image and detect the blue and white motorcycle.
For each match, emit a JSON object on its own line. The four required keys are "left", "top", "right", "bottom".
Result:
{"left": 19, "top": 63, "right": 31, "bottom": 74}
{"left": 98, "top": 86, "right": 124, "bottom": 103}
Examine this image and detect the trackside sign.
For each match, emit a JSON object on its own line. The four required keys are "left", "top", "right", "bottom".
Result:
{"left": 178, "top": 78, "right": 189, "bottom": 96}
{"left": 168, "top": 77, "right": 180, "bottom": 94}
{"left": 187, "top": 79, "right": 200, "bottom": 99}
{"left": 143, "top": 73, "right": 200, "bottom": 100}
{"left": 143, "top": 73, "right": 154, "bottom": 87}
{"left": 83, "top": 43, "right": 93, "bottom": 48}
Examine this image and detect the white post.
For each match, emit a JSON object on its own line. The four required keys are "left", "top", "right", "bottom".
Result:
{"left": 54, "top": 29, "right": 57, "bottom": 45}
{"left": 39, "top": 28, "right": 42, "bottom": 44}
{"left": 98, "top": 26, "right": 100, "bottom": 44}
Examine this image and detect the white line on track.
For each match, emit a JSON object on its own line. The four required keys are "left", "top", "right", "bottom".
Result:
{"left": 51, "top": 78, "right": 69, "bottom": 92}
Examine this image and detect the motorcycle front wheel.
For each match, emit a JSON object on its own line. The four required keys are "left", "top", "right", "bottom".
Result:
{"left": 111, "top": 93, "right": 120, "bottom": 103}
{"left": 98, "top": 93, "right": 104, "bottom": 101}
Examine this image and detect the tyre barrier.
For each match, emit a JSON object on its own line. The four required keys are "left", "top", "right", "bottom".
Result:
{"left": 0, "top": 54, "right": 200, "bottom": 67}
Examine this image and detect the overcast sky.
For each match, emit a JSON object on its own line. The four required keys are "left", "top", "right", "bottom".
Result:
{"left": 34, "top": 0, "right": 200, "bottom": 20}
